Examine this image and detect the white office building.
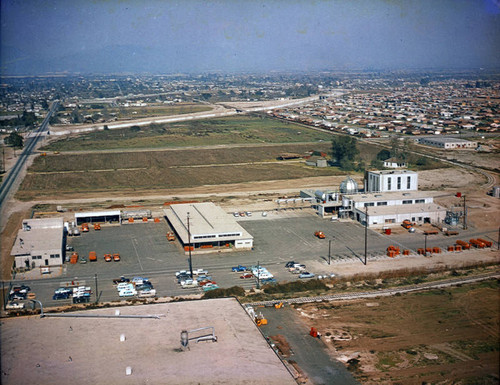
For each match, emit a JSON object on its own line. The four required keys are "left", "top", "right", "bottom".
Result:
{"left": 366, "top": 170, "right": 418, "bottom": 193}
{"left": 11, "top": 218, "right": 65, "bottom": 270}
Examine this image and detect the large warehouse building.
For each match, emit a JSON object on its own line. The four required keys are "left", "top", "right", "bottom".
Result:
{"left": 11, "top": 218, "right": 65, "bottom": 271}
{"left": 164, "top": 202, "right": 253, "bottom": 252}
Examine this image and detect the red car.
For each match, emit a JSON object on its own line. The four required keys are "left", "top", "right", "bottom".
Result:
{"left": 199, "top": 280, "right": 217, "bottom": 287}
{"left": 240, "top": 273, "right": 254, "bottom": 279}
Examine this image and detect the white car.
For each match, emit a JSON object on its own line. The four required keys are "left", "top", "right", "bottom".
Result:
{"left": 256, "top": 271, "right": 274, "bottom": 279}
{"left": 192, "top": 268, "right": 208, "bottom": 276}
{"left": 233, "top": 212, "right": 239, "bottom": 217}
{"left": 119, "top": 289, "right": 137, "bottom": 297}
{"left": 246, "top": 211, "right": 252, "bottom": 217}
{"left": 6, "top": 301, "right": 25, "bottom": 310}
{"left": 138, "top": 289, "right": 156, "bottom": 298}
{"left": 117, "top": 283, "right": 134, "bottom": 291}
{"left": 181, "top": 281, "right": 199, "bottom": 289}
{"left": 261, "top": 212, "right": 268, "bottom": 217}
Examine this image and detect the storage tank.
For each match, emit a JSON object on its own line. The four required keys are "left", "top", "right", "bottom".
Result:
{"left": 340, "top": 176, "right": 359, "bottom": 194}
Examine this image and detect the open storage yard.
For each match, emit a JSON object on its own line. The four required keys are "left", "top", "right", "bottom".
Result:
{"left": 293, "top": 280, "right": 499, "bottom": 384}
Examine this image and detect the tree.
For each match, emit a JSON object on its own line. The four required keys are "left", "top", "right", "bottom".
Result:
{"left": 5, "top": 132, "right": 24, "bottom": 148}
{"left": 331, "top": 136, "right": 359, "bottom": 166}
{"left": 376, "top": 149, "right": 391, "bottom": 161}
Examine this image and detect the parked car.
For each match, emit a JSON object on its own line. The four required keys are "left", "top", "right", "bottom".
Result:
{"left": 54, "top": 287, "right": 72, "bottom": 295}
{"left": 132, "top": 277, "right": 149, "bottom": 285}
{"left": 246, "top": 211, "right": 252, "bottom": 217}
{"left": 231, "top": 265, "right": 247, "bottom": 272}
{"left": 261, "top": 278, "right": 277, "bottom": 285}
{"left": 240, "top": 273, "right": 254, "bottom": 279}
{"left": 104, "top": 253, "right": 112, "bottom": 262}
{"left": 10, "top": 285, "right": 30, "bottom": 294}
{"left": 73, "top": 295, "right": 90, "bottom": 303}
{"left": 53, "top": 292, "right": 70, "bottom": 300}
{"left": 9, "top": 292, "right": 26, "bottom": 300}
{"left": 299, "top": 272, "right": 315, "bottom": 279}
{"left": 192, "top": 268, "right": 208, "bottom": 276}
{"left": 117, "top": 283, "right": 134, "bottom": 291}
{"left": 118, "top": 289, "right": 137, "bottom": 297}
{"left": 136, "top": 282, "right": 154, "bottom": 291}
{"left": 261, "top": 211, "right": 268, "bottom": 217}
{"left": 181, "top": 281, "right": 199, "bottom": 289}
{"left": 138, "top": 289, "right": 156, "bottom": 298}
{"left": 65, "top": 245, "right": 74, "bottom": 251}
{"left": 285, "top": 261, "right": 297, "bottom": 268}
{"left": 113, "top": 253, "right": 120, "bottom": 262}
{"left": 113, "top": 276, "right": 130, "bottom": 284}
{"left": 233, "top": 212, "right": 239, "bottom": 217}
{"left": 202, "top": 283, "right": 220, "bottom": 292}
{"left": 6, "top": 301, "right": 25, "bottom": 310}
{"left": 80, "top": 258, "right": 87, "bottom": 264}
{"left": 199, "top": 280, "right": 217, "bottom": 287}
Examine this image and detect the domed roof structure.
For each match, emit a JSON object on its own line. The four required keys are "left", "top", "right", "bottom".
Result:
{"left": 340, "top": 176, "right": 359, "bottom": 194}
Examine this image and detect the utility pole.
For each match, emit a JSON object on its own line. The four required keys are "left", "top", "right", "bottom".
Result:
{"left": 328, "top": 239, "right": 332, "bottom": 265}
{"left": 424, "top": 234, "right": 428, "bottom": 257}
{"left": 94, "top": 274, "right": 99, "bottom": 304}
{"left": 462, "top": 195, "right": 467, "bottom": 230}
{"left": 187, "top": 212, "right": 193, "bottom": 279}
{"left": 364, "top": 206, "right": 368, "bottom": 265}
{"left": 256, "top": 260, "right": 260, "bottom": 289}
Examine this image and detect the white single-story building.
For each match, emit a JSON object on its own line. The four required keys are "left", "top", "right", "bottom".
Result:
{"left": 383, "top": 157, "right": 407, "bottom": 169}
{"left": 342, "top": 191, "right": 446, "bottom": 227}
{"left": 74, "top": 210, "right": 121, "bottom": 225}
{"left": 419, "top": 136, "right": 477, "bottom": 149}
{"left": 11, "top": 218, "right": 65, "bottom": 270}
{"left": 164, "top": 202, "right": 253, "bottom": 252}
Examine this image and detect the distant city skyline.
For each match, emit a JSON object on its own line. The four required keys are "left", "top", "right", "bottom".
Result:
{"left": 1, "top": 0, "right": 500, "bottom": 75}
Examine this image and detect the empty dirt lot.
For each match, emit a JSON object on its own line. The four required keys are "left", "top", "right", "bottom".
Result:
{"left": 294, "top": 279, "right": 499, "bottom": 385}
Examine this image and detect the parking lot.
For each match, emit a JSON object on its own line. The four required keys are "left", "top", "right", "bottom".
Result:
{"left": 5, "top": 210, "right": 495, "bottom": 309}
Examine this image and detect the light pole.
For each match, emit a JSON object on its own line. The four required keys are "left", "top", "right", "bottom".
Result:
{"left": 424, "top": 234, "right": 428, "bottom": 257}
{"left": 94, "top": 274, "right": 99, "bottom": 304}
{"left": 364, "top": 206, "right": 368, "bottom": 265}
{"left": 462, "top": 195, "right": 467, "bottom": 230}
{"left": 187, "top": 212, "right": 193, "bottom": 279}
{"left": 328, "top": 239, "right": 332, "bottom": 265}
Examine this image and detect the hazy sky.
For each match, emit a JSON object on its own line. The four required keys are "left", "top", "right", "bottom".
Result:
{"left": 1, "top": 0, "right": 500, "bottom": 74}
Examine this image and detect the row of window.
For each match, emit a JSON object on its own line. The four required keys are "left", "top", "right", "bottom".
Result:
{"left": 365, "top": 198, "right": 426, "bottom": 207}
{"left": 193, "top": 233, "right": 242, "bottom": 240}
{"left": 32, "top": 254, "right": 60, "bottom": 260}
{"left": 387, "top": 176, "right": 412, "bottom": 191}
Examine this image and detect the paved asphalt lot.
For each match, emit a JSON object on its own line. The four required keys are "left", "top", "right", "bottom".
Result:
{"left": 4, "top": 210, "right": 495, "bottom": 309}
{"left": 259, "top": 305, "right": 359, "bottom": 385}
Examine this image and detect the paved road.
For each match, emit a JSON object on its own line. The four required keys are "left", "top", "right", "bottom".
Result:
{"left": 0, "top": 101, "right": 59, "bottom": 212}
{"left": 259, "top": 306, "right": 359, "bottom": 385}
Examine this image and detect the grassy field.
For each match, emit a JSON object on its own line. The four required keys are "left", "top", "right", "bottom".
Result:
{"left": 43, "top": 115, "right": 333, "bottom": 151}
{"left": 18, "top": 143, "right": 342, "bottom": 199}
{"left": 296, "top": 280, "right": 499, "bottom": 384}
{"left": 58, "top": 103, "right": 211, "bottom": 120}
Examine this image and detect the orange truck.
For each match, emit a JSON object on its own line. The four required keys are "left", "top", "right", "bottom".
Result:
{"left": 104, "top": 253, "right": 112, "bottom": 262}
{"left": 82, "top": 223, "right": 89, "bottom": 232}
{"left": 315, "top": 231, "right": 326, "bottom": 239}
{"left": 166, "top": 232, "right": 175, "bottom": 241}
{"left": 113, "top": 253, "right": 121, "bottom": 262}
{"left": 402, "top": 220, "right": 412, "bottom": 229}
{"left": 89, "top": 251, "right": 97, "bottom": 262}
{"left": 94, "top": 223, "right": 101, "bottom": 230}
{"left": 69, "top": 252, "right": 79, "bottom": 264}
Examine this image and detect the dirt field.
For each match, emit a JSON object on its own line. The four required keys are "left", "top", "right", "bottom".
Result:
{"left": 295, "top": 280, "right": 500, "bottom": 384}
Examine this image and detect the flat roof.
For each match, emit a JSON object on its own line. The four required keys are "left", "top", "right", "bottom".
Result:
{"left": 420, "top": 136, "right": 476, "bottom": 144}
{"left": 345, "top": 191, "right": 432, "bottom": 202}
{"left": 164, "top": 202, "right": 253, "bottom": 244}
{"left": 356, "top": 202, "right": 446, "bottom": 216}
{"left": 75, "top": 210, "right": 121, "bottom": 218}
{"left": 367, "top": 170, "right": 417, "bottom": 176}
{"left": 0, "top": 298, "right": 295, "bottom": 385}
{"left": 11, "top": 218, "right": 63, "bottom": 256}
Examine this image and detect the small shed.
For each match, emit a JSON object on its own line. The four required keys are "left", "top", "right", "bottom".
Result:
{"left": 383, "top": 157, "right": 407, "bottom": 169}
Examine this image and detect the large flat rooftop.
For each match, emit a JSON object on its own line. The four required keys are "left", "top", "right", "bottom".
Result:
{"left": 1, "top": 298, "right": 295, "bottom": 385}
